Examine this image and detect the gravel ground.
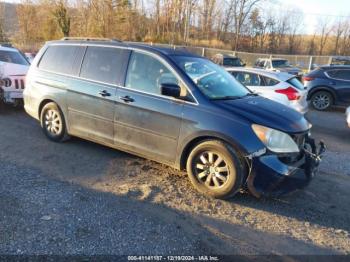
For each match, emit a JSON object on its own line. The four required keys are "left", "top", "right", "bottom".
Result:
{"left": 0, "top": 106, "right": 349, "bottom": 256}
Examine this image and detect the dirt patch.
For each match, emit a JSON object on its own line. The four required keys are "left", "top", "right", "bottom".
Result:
{"left": 90, "top": 157, "right": 350, "bottom": 255}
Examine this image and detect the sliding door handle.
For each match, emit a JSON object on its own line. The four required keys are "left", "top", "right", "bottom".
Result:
{"left": 119, "top": 95, "right": 134, "bottom": 103}
{"left": 98, "top": 90, "right": 111, "bottom": 97}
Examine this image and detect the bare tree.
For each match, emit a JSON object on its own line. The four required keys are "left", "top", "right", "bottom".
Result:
{"left": 286, "top": 9, "right": 303, "bottom": 54}
{"left": 333, "top": 19, "right": 346, "bottom": 55}
{"left": 0, "top": 3, "right": 7, "bottom": 42}
{"left": 317, "top": 18, "right": 333, "bottom": 55}
{"left": 232, "top": 0, "right": 262, "bottom": 51}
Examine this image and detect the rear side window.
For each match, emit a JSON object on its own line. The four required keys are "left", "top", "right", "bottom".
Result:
{"left": 333, "top": 69, "right": 350, "bottom": 80}
{"left": 0, "top": 50, "right": 29, "bottom": 66}
{"left": 287, "top": 77, "right": 304, "bottom": 90}
{"left": 80, "top": 46, "right": 129, "bottom": 85}
{"left": 233, "top": 72, "right": 261, "bottom": 86}
{"left": 38, "top": 45, "right": 83, "bottom": 75}
{"left": 326, "top": 70, "right": 339, "bottom": 78}
{"left": 261, "top": 76, "right": 279, "bottom": 86}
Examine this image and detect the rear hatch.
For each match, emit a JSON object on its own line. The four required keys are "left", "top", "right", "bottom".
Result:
{"left": 286, "top": 76, "right": 309, "bottom": 111}
{"left": 287, "top": 76, "right": 308, "bottom": 95}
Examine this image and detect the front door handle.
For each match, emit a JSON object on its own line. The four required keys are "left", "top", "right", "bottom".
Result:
{"left": 98, "top": 90, "right": 111, "bottom": 97}
{"left": 119, "top": 95, "right": 134, "bottom": 103}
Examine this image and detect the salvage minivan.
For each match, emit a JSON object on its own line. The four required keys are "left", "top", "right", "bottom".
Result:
{"left": 24, "top": 38, "right": 325, "bottom": 199}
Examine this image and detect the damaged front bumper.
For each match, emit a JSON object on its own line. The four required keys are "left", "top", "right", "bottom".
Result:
{"left": 0, "top": 76, "right": 25, "bottom": 105}
{"left": 246, "top": 137, "right": 326, "bottom": 198}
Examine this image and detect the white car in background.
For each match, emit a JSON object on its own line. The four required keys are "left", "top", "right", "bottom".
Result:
{"left": 226, "top": 67, "right": 309, "bottom": 114}
{"left": 0, "top": 45, "right": 30, "bottom": 106}
{"left": 346, "top": 107, "right": 350, "bottom": 128}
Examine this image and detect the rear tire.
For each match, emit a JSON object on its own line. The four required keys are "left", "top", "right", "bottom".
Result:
{"left": 311, "top": 91, "right": 333, "bottom": 111}
{"left": 40, "top": 102, "right": 69, "bottom": 142}
{"left": 186, "top": 140, "right": 244, "bottom": 199}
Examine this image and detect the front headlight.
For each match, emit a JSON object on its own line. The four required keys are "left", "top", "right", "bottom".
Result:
{"left": 252, "top": 124, "right": 299, "bottom": 153}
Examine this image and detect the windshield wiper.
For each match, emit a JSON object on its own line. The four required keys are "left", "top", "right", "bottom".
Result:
{"left": 243, "top": 93, "right": 258, "bottom": 97}
{"left": 210, "top": 96, "right": 243, "bottom": 101}
{"left": 211, "top": 93, "right": 258, "bottom": 101}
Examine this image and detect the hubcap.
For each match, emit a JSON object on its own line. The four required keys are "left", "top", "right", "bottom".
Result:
{"left": 313, "top": 94, "right": 330, "bottom": 110}
{"left": 194, "top": 151, "right": 229, "bottom": 189}
{"left": 44, "top": 109, "right": 62, "bottom": 135}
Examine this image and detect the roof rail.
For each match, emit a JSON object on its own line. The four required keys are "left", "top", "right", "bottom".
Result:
{"left": 61, "top": 37, "right": 122, "bottom": 43}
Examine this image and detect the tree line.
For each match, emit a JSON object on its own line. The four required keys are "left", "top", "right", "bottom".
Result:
{"left": 4, "top": 0, "right": 350, "bottom": 56}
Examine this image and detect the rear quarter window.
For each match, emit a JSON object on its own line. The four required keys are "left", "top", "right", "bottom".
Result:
{"left": 287, "top": 77, "right": 304, "bottom": 90}
{"left": 326, "top": 70, "right": 339, "bottom": 79}
{"left": 38, "top": 45, "right": 84, "bottom": 75}
{"left": 333, "top": 69, "right": 350, "bottom": 80}
{"left": 261, "top": 76, "right": 279, "bottom": 86}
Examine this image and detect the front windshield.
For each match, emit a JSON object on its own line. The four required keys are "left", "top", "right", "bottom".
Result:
{"left": 0, "top": 50, "right": 29, "bottom": 66}
{"left": 172, "top": 56, "right": 250, "bottom": 99}
{"left": 223, "top": 57, "right": 243, "bottom": 67}
{"left": 272, "top": 60, "right": 290, "bottom": 68}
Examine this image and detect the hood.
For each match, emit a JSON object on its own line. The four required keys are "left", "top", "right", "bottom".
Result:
{"left": 0, "top": 62, "right": 29, "bottom": 77}
{"left": 214, "top": 96, "right": 309, "bottom": 133}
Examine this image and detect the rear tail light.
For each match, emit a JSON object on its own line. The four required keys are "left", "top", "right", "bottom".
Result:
{"left": 303, "top": 76, "right": 314, "bottom": 81}
{"left": 275, "top": 87, "right": 301, "bottom": 101}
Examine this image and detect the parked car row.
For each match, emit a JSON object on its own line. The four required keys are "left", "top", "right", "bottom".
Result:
{"left": 226, "top": 68, "right": 308, "bottom": 114}
{"left": 21, "top": 38, "right": 326, "bottom": 200}
{"left": 211, "top": 53, "right": 350, "bottom": 115}
{"left": 210, "top": 54, "right": 309, "bottom": 114}
{"left": 254, "top": 58, "right": 302, "bottom": 77}
{"left": 211, "top": 53, "right": 246, "bottom": 67}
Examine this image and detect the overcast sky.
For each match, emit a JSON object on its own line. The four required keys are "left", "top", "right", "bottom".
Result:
{"left": 271, "top": 0, "right": 349, "bottom": 34}
{"left": 2, "top": 0, "right": 349, "bottom": 35}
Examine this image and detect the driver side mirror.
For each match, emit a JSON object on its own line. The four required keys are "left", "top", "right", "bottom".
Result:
{"left": 160, "top": 83, "right": 181, "bottom": 98}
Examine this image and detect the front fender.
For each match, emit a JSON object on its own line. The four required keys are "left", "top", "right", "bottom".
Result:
{"left": 175, "top": 104, "right": 266, "bottom": 169}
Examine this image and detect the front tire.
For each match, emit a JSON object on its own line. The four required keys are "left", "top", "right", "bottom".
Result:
{"left": 311, "top": 91, "right": 333, "bottom": 111}
{"left": 40, "top": 102, "right": 69, "bottom": 142}
{"left": 186, "top": 140, "right": 244, "bottom": 199}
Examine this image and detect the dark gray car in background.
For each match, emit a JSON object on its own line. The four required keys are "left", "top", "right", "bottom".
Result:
{"left": 303, "top": 65, "right": 350, "bottom": 110}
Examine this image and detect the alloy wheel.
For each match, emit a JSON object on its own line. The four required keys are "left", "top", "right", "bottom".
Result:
{"left": 44, "top": 109, "right": 62, "bottom": 136}
{"left": 313, "top": 93, "right": 330, "bottom": 110}
{"left": 194, "top": 151, "right": 230, "bottom": 189}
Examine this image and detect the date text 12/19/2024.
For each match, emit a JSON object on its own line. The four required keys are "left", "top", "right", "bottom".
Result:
{"left": 127, "top": 256, "right": 219, "bottom": 261}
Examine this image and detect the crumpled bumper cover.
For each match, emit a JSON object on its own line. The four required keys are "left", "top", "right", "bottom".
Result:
{"left": 247, "top": 137, "right": 325, "bottom": 198}
{"left": 0, "top": 87, "right": 23, "bottom": 103}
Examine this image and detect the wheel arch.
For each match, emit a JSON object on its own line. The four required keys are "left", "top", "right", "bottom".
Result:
{"left": 307, "top": 86, "right": 337, "bottom": 101}
{"left": 38, "top": 98, "right": 69, "bottom": 130}
{"left": 178, "top": 134, "right": 248, "bottom": 171}
{"left": 38, "top": 99, "right": 56, "bottom": 118}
